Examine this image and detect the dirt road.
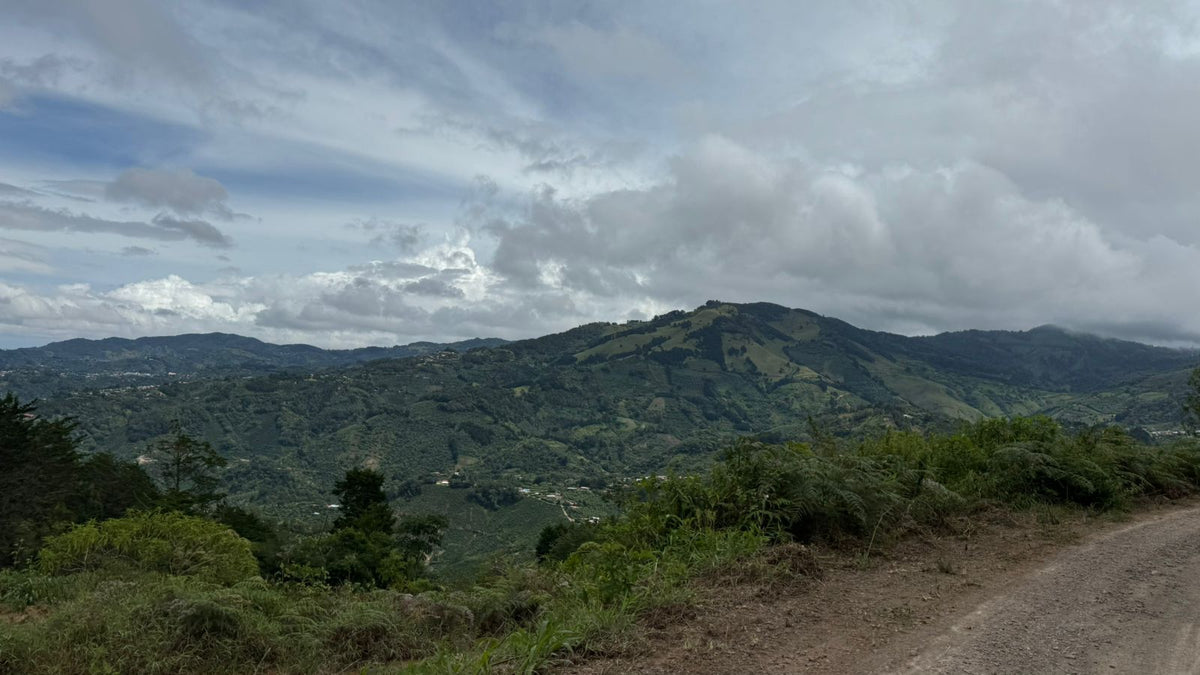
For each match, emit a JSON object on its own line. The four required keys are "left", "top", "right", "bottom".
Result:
{"left": 568, "top": 504, "right": 1200, "bottom": 675}
{"left": 897, "top": 506, "right": 1200, "bottom": 674}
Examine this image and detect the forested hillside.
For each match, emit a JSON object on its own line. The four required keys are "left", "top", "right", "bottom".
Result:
{"left": 8, "top": 302, "right": 1194, "bottom": 569}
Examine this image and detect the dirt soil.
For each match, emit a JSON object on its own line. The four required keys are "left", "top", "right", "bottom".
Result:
{"left": 566, "top": 500, "right": 1200, "bottom": 675}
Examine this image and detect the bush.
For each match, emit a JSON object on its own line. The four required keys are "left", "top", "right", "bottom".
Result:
{"left": 986, "top": 442, "right": 1120, "bottom": 507}
{"left": 38, "top": 511, "right": 258, "bottom": 585}
{"left": 535, "top": 521, "right": 599, "bottom": 563}
{"left": 612, "top": 439, "right": 910, "bottom": 547}
{"left": 0, "top": 574, "right": 465, "bottom": 674}
{"left": 324, "top": 604, "right": 428, "bottom": 664}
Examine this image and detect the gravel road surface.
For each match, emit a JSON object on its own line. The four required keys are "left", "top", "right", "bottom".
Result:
{"left": 898, "top": 507, "right": 1200, "bottom": 674}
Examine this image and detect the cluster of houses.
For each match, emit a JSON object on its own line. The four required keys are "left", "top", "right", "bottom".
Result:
{"left": 429, "top": 473, "right": 603, "bottom": 523}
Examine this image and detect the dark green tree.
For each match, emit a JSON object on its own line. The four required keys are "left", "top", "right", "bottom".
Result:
{"left": 332, "top": 468, "right": 393, "bottom": 534}
{"left": 395, "top": 513, "right": 448, "bottom": 560}
{"left": 70, "top": 453, "right": 161, "bottom": 521}
{"left": 285, "top": 528, "right": 397, "bottom": 587}
{"left": 535, "top": 521, "right": 598, "bottom": 563}
{"left": 283, "top": 468, "right": 446, "bottom": 588}
{"left": 0, "top": 394, "right": 79, "bottom": 566}
{"left": 1185, "top": 367, "right": 1200, "bottom": 435}
{"left": 215, "top": 504, "right": 283, "bottom": 574}
{"left": 150, "top": 424, "right": 226, "bottom": 513}
{"left": 381, "top": 514, "right": 449, "bottom": 583}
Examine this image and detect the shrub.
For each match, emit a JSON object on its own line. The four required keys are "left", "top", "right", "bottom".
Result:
{"left": 38, "top": 511, "right": 258, "bottom": 585}
{"left": 324, "top": 605, "right": 426, "bottom": 665}
{"left": 0, "top": 574, "right": 466, "bottom": 674}
{"left": 612, "top": 439, "right": 910, "bottom": 547}
{"left": 985, "top": 442, "right": 1121, "bottom": 507}
{"left": 535, "top": 521, "right": 599, "bottom": 563}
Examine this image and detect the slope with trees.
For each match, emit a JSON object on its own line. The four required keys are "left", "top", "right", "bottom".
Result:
{"left": 9, "top": 303, "right": 1199, "bottom": 569}
{"left": 5, "top": 400, "right": 1200, "bottom": 673}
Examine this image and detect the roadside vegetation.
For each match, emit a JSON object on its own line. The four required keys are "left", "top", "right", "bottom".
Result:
{"left": 4, "top": 377, "right": 1200, "bottom": 673}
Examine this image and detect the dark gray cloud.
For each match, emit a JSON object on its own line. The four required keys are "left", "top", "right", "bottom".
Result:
{"left": 0, "top": 201, "right": 232, "bottom": 248}
{"left": 106, "top": 168, "right": 233, "bottom": 219}
{"left": 149, "top": 214, "right": 233, "bottom": 248}
{"left": 120, "top": 246, "right": 156, "bottom": 256}
{"left": 403, "top": 276, "right": 464, "bottom": 298}
{"left": 255, "top": 280, "right": 426, "bottom": 332}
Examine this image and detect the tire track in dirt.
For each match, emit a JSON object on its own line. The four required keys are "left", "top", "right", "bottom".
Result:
{"left": 895, "top": 506, "right": 1200, "bottom": 674}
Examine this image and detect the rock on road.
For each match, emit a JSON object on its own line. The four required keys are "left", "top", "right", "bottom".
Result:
{"left": 898, "top": 506, "right": 1200, "bottom": 674}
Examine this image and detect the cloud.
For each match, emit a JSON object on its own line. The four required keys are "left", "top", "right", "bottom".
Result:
{"left": 345, "top": 260, "right": 438, "bottom": 279}
{"left": 6, "top": 0, "right": 212, "bottom": 88}
{"left": 37, "top": 180, "right": 106, "bottom": 201}
{"left": 1, "top": 54, "right": 79, "bottom": 87}
{"left": 0, "top": 78, "right": 14, "bottom": 110}
{"left": 0, "top": 201, "right": 232, "bottom": 248}
{"left": 120, "top": 246, "right": 156, "bottom": 256}
{"left": 8, "top": 136, "right": 1197, "bottom": 349}
{"left": 106, "top": 167, "right": 233, "bottom": 219}
{"left": 0, "top": 54, "right": 89, "bottom": 110}
{"left": 348, "top": 218, "right": 424, "bottom": 252}
{"left": 730, "top": 2, "right": 1200, "bottom": 248}
{"left": 404, "top": 276, "right": 464, "bottom": 298}
{"left": 517, "top": 20, "right": 688, "bottom": 84}
{"left": 104, "top": 275, "right": 253, "bottom": 321}
{"left": 0, "top": 182, "right": 37, "bottom": 198}
{"left": 0, "top": 232, "right": 637, "bottom": 347}
{"left": 148, "top": 214, "right": 232, "bottom": 248}
{"left": 0, "top": 237, "right": 51, "bottom": 275}
{"left": 478, "top": 136, "right": 1200, "bottom": 344}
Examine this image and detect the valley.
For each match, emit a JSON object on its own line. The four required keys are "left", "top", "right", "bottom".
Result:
{"left": 5, "top": 301, "right": 1197, "bottom": 572}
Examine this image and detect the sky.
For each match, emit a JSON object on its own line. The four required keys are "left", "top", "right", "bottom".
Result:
{"left": 2, "top": 1, "right": 1200, "bottom": 349}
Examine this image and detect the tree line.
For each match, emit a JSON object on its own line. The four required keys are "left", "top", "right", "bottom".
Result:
{"left": 0, "top": 393, "right": 443, "bottom": 588}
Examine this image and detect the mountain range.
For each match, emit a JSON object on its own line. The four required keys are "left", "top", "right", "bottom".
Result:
{"left": 6, "top": 301, "right": 1197, "bottom": 571}
{"left": 0, "top": 333, "right": 506, "bottom": 398}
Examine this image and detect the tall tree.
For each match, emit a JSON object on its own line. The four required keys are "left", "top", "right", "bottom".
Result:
{"left": 215, "top": 504, "right": 283, "bottom": 574}
{"left": 70, "top": 453, "right": 161, "bottom": 522}
{"left": 0, "top": 394, "right": 80, "bottom": 566}
{"left": 1185, "top": 367, "right": 1200, "bottom": 435}
{"left": 332, "top": 468, "right": 394, "bottom": 534}
{"left": 150, "top": 424, "right": 226, "bottom": 513}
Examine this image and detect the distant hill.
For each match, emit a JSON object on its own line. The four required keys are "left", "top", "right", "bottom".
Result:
{"left": 14, "top": 302, "right": 1200, "bottom": 571}
{"left": 0, "top": 333, "right": 507, "bottom": 397}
